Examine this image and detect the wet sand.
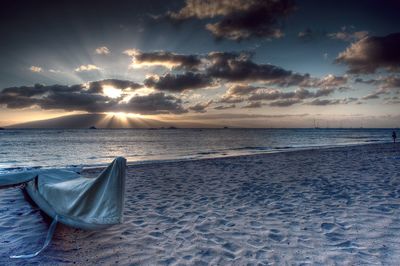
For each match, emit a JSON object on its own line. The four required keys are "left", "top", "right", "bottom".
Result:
{"left": 1, "top": 143, "right": 400, "bottom": 265}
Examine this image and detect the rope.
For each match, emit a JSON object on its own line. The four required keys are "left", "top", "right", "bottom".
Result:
{"left": 10, "top": 215, "right": 59, "bottom": 259}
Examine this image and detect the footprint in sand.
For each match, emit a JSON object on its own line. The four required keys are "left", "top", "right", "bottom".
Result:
{"left": 268, "top": 230, "right": 285, "bottom": 242}
{"left": 321, "top": 222, "right": 335, "bottom": 231}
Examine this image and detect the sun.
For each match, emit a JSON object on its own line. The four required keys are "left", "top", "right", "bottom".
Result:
{"left": 103, "top": 85, "right": 122, "bottom": 98}
{"left": 105, "top": 112, "right": 143, "bottom": 119}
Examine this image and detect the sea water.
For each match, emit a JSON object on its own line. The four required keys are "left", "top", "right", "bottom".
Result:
{"left": 0, "top": 128, "right": 392, "bottom": 172}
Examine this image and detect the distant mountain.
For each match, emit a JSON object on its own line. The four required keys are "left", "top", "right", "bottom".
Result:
{"left": 8, "top": 113, "right": 208, "bottom": 129}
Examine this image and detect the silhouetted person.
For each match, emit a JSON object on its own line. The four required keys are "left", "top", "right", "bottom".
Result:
{"left": 393, "top": 131, "right": 397, "bottom": 143}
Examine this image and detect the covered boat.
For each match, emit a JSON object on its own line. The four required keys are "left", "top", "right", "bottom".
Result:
{"left": 0, "top": 157, "right": 126, "bottom": 258}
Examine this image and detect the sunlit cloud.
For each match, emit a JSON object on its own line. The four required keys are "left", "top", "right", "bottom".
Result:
{"left": 29, "top": 66, "right": 42, "bottom": 73}
{"left": 123, "top": 49, "right": 201, "bottom": 70}
{"left": 75, "top": 64, "right": 101, "bottom": 72}
{"left": 95, "top": 46, "right": 110, "bottom": 55}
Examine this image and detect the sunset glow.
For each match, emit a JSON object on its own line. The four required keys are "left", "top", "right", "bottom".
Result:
{"left": 103, "top": 86, "right": 122, "bottom": 99}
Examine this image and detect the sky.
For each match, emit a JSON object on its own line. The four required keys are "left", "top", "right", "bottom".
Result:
{"left": 0, "top": 0, "right": 400, "bottom": 128}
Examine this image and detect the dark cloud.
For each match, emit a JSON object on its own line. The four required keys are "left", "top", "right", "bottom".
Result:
{"left": 0, "top": 83, "right": 118, "bottom": 112}
{"left": 179, "top": 113, "right": 309, "bottom": 120}
{"left": 138, "top": 51, "right": 343, "bottom": 94}
{"left": 120, "top": 93, "right": 187, "bottom": 114}
{"left": 357, "top": 76, "right": 400, "bottom": 99}
{"left": 0, "top": 80, "right": 187, "bottom": 115}
{"left": 269, "top": 99, "right": 302, "bottom": 107}
{"left": 1, "top": 83, "right": 81, "bottom": 97}
{"left": 355, "top": 75, "right": 400, "bottom": 93}
{"left": 144, "top": 72, "right": 213, "bottom": 92}
{"left": 188, "top": 100, "right": 213, "bottom": 113}
{"left": 247, "top": 89, "right": 282, "bottom": 101}
{"left": 354, "top": 78, "right": 379, "bottom": 85}
{"left": 40, "top": 91, "right": 117, "bottom": 112}
{"left": 214, "top": 104, "right": 236, "bottom": 110}
{"left": 362, "top": 92, "right": 381, "bottom": 100}
{"left": 242, "top": 101, "right": 264, "bottom": 108}
{"left": 167, "top": 0, "right": 296, "bottom": 41}
{"left": 124, "top": 49, "right": 202, "bottom": 70}
{"left": 336, "top": 33, "right": 400, "bottom": 74}
{"left": 306, "top": 99, "right": 340, "bottom": 106}
{"left": 206, "top": 52, "right": 308, "bottom": 84}
{"left": 306, "top": 97, "right": 358, "bottom": 105}
{"left": 361, "top": 87, "right": 391, "bottom": 100}
{"left": 381, "top": 75, "right": 400, "bottom": 89}
{"left": 0, "top": 93, "right": 40, "bottom": 109}
{"left": 227, "top": 86, "right": 336, "bottom": 102}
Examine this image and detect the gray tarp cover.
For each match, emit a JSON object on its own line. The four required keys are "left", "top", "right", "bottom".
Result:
{"left": 0, "top": 157, "right": 126, "bottom": 228}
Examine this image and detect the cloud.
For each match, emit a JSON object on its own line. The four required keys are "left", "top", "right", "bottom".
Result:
{"left": 29, "top": 66, "right": 42, "bottom": 73}
{"left": 242, "top": 101, "right": 264, "bottom": 108}
{"left": 136, "top": 51, "right": 342, "bottom": 93}
{"left": 385, "top": 96, "right": 400, "bottom": 104}
{"left": 119, "top": 93, "right": 187, "bottom": 114}
{"left": 95, "top": 46, "right": 110, "bottom": 55}
{"left": 167, "top": 0, "right": 296, "bottom": 41}
{"left": 124, "top": 49, "right": 201, "bottom": 70}
{"left": 356, "top": 75, "right": 400, "bottom": 99}
{"left": 86, "top": 79, "right": 142, "bottom": 94}
{"left": 362, "top": 92, "right": 382, "bottom": 100}
{"left": 214, "top": 104, "right": 236, "bottom": 110}
{"left": 328, "top": 26, "right": 368, "bottom": 42}
{"left": 306, "top": 98, "right": 358, "bottom": 106}
{"left": 144, "top": 72, "right": 213, "bottom": 92}
{"left": 380, "top": 75, "right": 400, "bottom": 89}
{"left": 188, "top": 100, "right": 213, "bottom": 113}
{"left": 354, "top": 78, "right": 379, "bottom": 85}
{"left": 206, "top": 51, "right": 308, "bottom": 84}
{"left": 225, "top": 84, "right": 260, "bottom": 95}
{"left": 336, "top": 32, "right": 400, "bottom": 73}
{"left": 298, "top": 28, "right": 314, "bottom": 40}
{"left": 0, "top": 80, "right": 186, "bottom": 115}
{"left": 177, "top": 113, "right": 309, "bottom": 120}
{"left": 312, "top": 74, "right": 348, "bottom": 87}
{"left": 224, "top": 85, "right": 336, "bottom": 103}
{"left": 49, "top": 69, "right": 62, "bottom": 73}
{"left": 75, "top": 64, "right": 101, "bottom": 72}
{"left": 355, "top": 75, "right": 400, "bottom": 88}
{"left": 218, "top": 94, "right": 245, "bottom": 104}
{"left": 269, "top": 99, "right": 302, "bottom": 107}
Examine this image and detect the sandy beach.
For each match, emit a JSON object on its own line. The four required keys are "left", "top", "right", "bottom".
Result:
{"left": 1, "top": 143, "right": 400, "bottom": 265}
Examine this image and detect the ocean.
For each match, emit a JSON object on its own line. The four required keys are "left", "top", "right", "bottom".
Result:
{"left": 0, "top": 128, "right": 393, "bottom": 172}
